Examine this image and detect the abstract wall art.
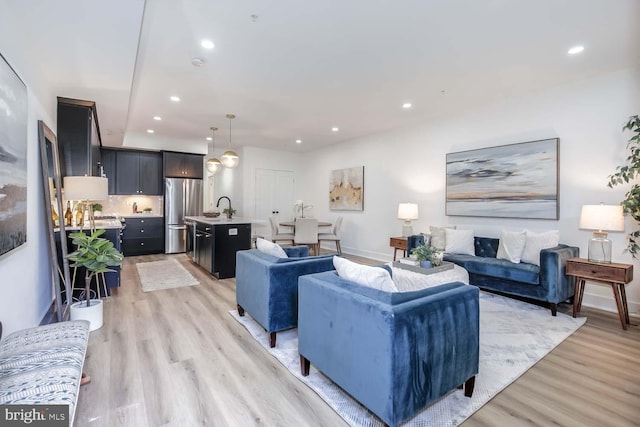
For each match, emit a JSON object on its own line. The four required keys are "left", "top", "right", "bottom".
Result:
{"left": 329, "top": 166, "right": 364, "bottom": 211}
{"left": 446, "top": 138, "right": 559, "bottom": 219}
{"left": 0, "top": 53, "right": 28, "bottom": 257}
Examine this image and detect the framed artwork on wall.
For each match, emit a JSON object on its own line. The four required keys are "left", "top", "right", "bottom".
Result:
{"left": 446, "top": 138, "right": 559, "bottom": 219}
{"left": 0, "top": 53, "right": 28, "bottom": 257}
{"left": 329, "top": 166, "right": 364, "bottom": 211}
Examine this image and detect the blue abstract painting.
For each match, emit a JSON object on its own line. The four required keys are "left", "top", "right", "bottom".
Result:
{"left": 446, "top": 138, "right": 559, "bottom": 219}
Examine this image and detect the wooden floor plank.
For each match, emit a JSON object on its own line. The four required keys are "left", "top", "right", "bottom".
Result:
{"left": 75, "top": 253, "right": 640, "bottom": 427}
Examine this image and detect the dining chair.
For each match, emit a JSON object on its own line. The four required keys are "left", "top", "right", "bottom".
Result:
{"left": 294, "top": 218, "right": 319, "bottom": 255}
{"left": 269, "top": 216, "right": 294, "bottom": 246}
{"left": 318, "top": 216, "right": 342, "bottom": 254}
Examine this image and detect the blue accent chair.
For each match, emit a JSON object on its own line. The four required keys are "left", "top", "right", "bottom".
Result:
{"left": 407, "top": 234, "right": 579, "bottom": 315}
{"left": 298, "top": 270, "right": 479, "bottom": 427}
{"left": 235, "top": 246, "right": 335, "bottom": 347}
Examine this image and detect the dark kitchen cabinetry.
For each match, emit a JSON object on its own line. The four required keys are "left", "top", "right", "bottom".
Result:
{"left": 100, "top": 148, "right": 162, "bottom": 195}
{"left": 115, "top": 150, "right": 162, "bottom": 195}
{"left": 57, "top": 97, "right": 102, "bottom": 177}
{"left": 122, "top": 217, "right": 164, "bottom": 256}
{"left": 163, "top": 151, "right": 204, "bottom": 179}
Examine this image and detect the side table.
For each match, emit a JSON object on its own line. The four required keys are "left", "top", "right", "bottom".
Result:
{"left": 565, "top": 257, "right": 633, "bottom": 330}
{"left": 389, "top": 237, "right": 407, "bottom": 261}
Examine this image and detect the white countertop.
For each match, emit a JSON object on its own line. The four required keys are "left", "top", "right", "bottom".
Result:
{"left": 122, "top": 213, "right": 163, "bottom": 218}
{"left": 185, "top": 216, "right": 254, "bottom": 225}
{"left": 56, "top": 219, "right": 123, "bottom": 231}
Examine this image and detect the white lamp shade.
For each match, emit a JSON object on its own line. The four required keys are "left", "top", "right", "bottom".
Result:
{"left": 397, "top": 203, "right": 419, "bottom": 220}
{"left": 63, "top": 176, "right": 108, "bottom": 201}
{"left": 579, "top": 204, "right": 624, "bottom": 232}
{"left": 221, "top": 150, "right": 239, "bottom": 168}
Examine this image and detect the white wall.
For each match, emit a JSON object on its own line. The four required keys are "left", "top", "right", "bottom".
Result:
{"left": 0, "top": 32, "right": 58, "bottom": 334}
{"left": 300, "top": 67, "right": 640, "bottom": 316}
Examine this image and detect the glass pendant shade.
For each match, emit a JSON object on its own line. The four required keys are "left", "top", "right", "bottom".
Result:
{"left": 206, "top": 157, "right": 222, "bottom": 173}
{"left": 221, "top": 150, "right": 239, "bottom": 168}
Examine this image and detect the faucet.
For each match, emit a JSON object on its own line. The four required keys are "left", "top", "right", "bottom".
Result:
{"left": 216, "top": 196, "right": 232, "bottom": 217}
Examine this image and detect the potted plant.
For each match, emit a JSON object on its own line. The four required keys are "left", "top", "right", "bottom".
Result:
{"left": 223, "top": 207, "right": 237, "bottom": 219}
{"left": 66, "top": 229, "right": 123, "bottom": 331}
{"left": 608, "top": 115, "right": 640, "bottom": 257}
{"left": 91, "top": 203, "right": 103, "bottom": 217}
{"left": 411, "top": 244, "right": 443, "bottom": 268}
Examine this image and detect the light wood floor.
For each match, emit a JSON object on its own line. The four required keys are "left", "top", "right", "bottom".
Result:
{"left": 75, "top": 253, "right": 640, "bottom": 427}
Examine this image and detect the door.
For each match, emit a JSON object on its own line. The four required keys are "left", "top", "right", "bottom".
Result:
{"left": 138, "top": 151, "right": 163, "bottom": 195}
{"left": 255, "top": 169, "right": 295, "bottom": 239}
{"left": 184, "top": 179, "right": 203, "bottom": 218}
{"left": 115, "top": 150, "right": 139, "bottom": 194}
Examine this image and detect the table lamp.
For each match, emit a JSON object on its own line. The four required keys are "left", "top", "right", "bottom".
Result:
{"left": 63, "top": 176, "right": 109, "bottom": 231}
{"left": 579, "top": 203, "right": 624, "bottom": 263}
{"left": 397, "top": 203, "right": 419, "bottom": 237}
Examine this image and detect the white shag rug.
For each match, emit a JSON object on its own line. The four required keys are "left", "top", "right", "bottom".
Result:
{"left": 137, "top": 259, "right": 199, "bottom": 292}
{"left": 230, "top": 291, "right": 586, "bottom": 426}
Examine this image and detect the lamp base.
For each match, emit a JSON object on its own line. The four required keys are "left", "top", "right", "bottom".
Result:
{"left": 402, "top": 223, "right": 413, "bottom": 237}
{"left": 588, "top": 232, "right": 612, "bottom": 263}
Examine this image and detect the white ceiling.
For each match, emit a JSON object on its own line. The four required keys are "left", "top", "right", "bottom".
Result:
{"left": 10, "top": 0, "right": 640, "bottom": 153}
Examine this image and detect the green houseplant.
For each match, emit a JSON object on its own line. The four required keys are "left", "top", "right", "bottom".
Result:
{"left": 66, "top": 229, "right": 123, "bottom": 330}
{"left": 223, "top": 207, "right": 237, "bottom": 219}
{"left": 411, "top": 244, "right": 443, "bottom": 267}
{"left": 608, "top": 115, "right": 640, "bottom": 257}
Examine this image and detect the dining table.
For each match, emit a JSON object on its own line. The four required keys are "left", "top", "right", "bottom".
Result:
{"left": 279, "top": 220, "right": 332, "bottom": 228}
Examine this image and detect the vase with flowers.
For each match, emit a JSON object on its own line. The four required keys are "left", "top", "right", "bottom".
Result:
{"left": 411, "top": 244, "right": 443, "bottom": 269}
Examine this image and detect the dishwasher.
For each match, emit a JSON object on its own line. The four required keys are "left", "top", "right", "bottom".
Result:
{"left": 194, "top": 222, "right": 213, "bottom": 273}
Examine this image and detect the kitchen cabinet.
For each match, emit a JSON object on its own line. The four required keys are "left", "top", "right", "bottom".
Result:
{"left": 100, "top": 149, "right": 117, "bottom": 194}
{"left": 100, "top": 148, "right": 162, "bottom": 195}
{"left": 57, "top": 97, "right": 102, "bottom": 177}
{"left": 122, "top": 217, "right": 164, "bottom": 256}
{"left": 115, "top": 150, "right": 162, "bottom": 195}
{"left": 163, "top": 151, "right": 204, "bottom": 179}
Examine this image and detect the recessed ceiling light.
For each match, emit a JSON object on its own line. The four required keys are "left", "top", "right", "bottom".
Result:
{"left": 568, "top": 45, "right": 584, "bottom": 55}
{"left": 295, "top": 139, "right": 302, "bottom": 144}
{"left": 331, "top": 127, "right": 339, "bottom": 132}
{"left": 402, "top": 103, "right": 412, "bottom": 109}
{"left": 201, "top": 39, "right": 215, "bottom": 49}
{"left": 153, "top": 116, "right": 162, "bottom": 121}
{"left": 206, "top": 136, "right": 213, "bottom": 141}
{"left": 170, "top": 95, "right": 180, "bottom": 102}
{"left": 147, "top": 129, "right": 155, "bottom": 134}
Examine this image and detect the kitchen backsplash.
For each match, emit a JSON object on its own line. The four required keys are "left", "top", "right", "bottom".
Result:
{"left": 99, "top": 195, "right": 164, "bottom": 217}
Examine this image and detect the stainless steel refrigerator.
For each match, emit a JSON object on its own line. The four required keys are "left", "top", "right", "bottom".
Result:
{"left": 165, "top": 178, "right": 203, "bottom": 253}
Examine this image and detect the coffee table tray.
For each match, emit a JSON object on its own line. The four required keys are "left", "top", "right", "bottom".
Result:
{"left": 392, "top": 261, "right": 454, "bottom": 275}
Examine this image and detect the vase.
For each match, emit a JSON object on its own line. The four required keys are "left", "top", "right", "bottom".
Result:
{"left": 70, "top": 299, "right": 103, "bottom": 331}
{"left": 420, "top": 260, "right": 432, "bottom": 269}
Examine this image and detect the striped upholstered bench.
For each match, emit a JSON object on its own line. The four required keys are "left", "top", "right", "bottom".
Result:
{"left": 0, "top": 320, "right": 90, "bottom": 425}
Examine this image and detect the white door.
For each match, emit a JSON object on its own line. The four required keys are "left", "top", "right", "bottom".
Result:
{"left": 255, "top": 169, "right": 295, "bottom": 239}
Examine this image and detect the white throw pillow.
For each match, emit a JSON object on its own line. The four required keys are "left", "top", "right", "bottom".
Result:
{"left": 496, "top": 230, "right": 527, "bottom": 263}
{"left": 520, "top": 230, "right": 560, "bottom": 266}
{"left": 445, "top": 228, "right": 475, "bottom": 255}
{"left": 256, "top": 238, "right": 288, "bottom": 258}
{"left": 333, "top": 256, "right": 397, "bottom": 292}
{"left": 430, "top": 225, "right": 456, "bottom": 251}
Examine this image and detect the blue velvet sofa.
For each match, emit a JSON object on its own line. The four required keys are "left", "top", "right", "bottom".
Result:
{"left": 408, "top": 235, "right": 579, "bottom": 315}
{"left": 235, "top": 246, "right": 334, "bottom": 347}
{"left": 298, "top": 270, "right": 479, "bottom": 427}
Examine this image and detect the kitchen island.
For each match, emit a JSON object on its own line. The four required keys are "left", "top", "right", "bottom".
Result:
{"left": 184, "top": 216, "right": 252, "bottom": 279}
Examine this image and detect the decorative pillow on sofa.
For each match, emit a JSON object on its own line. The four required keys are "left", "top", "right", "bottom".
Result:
{"left": 333, "top": 256, "right": 397, "bottom": 292}
{"left": 256, "top": 238, "right": 288, "bottom": 258}
{"left": 520, "top": 230, "right": 560, "bottom": 266}
{"left": 430, "top": 225, "right": 456, "bottom": 250}
{"left": 496, "top": 230, "right": 527, "bottom": 263}
{"left": 445, "top": 228, "right": 474, "bottom": 255}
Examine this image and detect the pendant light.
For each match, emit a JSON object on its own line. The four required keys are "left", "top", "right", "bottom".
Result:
{"left": 206, "top": 126, "right": 222, "bottom": 173}
{"left": 221, "top": 113, "right": 240, "bottom": 168}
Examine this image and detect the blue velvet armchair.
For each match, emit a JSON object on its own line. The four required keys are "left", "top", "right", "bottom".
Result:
{"left": 298, "top": 271, "right": 480, "bottom": 427}
{"left": 235, "top": 246, "right": 334, "bottom": 347}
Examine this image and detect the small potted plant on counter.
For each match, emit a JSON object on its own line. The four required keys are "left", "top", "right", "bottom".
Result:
{"left": 411, "top": 244, "right": 443, "bottom": 269}
{"left": 67, "top": 229, "right": 123, "bottom": 331}
{"left": 223, "top": 207, "right": 237, "bottom": 219}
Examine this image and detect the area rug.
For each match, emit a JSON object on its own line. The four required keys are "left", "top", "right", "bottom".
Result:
{"left": 136, "top": 259, "right": 199, "bottom": 292}
{"left": 230, "top": 291, "right": 586, "bottom": 426}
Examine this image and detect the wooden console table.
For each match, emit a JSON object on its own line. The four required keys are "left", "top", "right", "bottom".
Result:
{"left": 389, "top": 236, "right": 407, "bottom": 261}
{"left": 565, "top": 257, "right": 633, "bottom": 330}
